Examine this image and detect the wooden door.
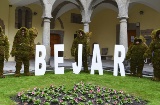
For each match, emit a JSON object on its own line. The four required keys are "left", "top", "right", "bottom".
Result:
{"left": 50, "top": 34, "right": 61, "bottom": 56}
{"left": 127, "top": 30, "right": 136, "bottom": 47}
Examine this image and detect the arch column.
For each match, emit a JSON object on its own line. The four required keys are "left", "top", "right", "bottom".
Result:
{"left": 80, "top": 7, "right": 93, "bottom": 65}
{"left": 81, "top": 10, "right": 92, "bottom": 33}
{"left": 42, "top": 18, "right": 51, "bottom": 64}
{"left": 119, "top": 17, "right": 128, "bottom": 52}
{"left": 115, "top": 0, "right": 130, "bottom": 52}
{"left": 41, "top": 0, "right": 55, "bottom": 64}
{"left": 83, "top": 22, "right": 89, "bottom": 33}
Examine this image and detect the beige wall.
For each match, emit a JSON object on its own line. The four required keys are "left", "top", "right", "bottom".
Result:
{"left": 54, "top": 9, "right": 83, "bottom": 59}
{"left": 90, "top": 9, "right": 119, "bottom": 57}
{"left": 129, "top": 3, "right": 160, "bottom": 30}
{"left": 0, "top": 0, "right": 9, "bottom": 35}
{"left": 54, "top": 8, "right": 119, "bottom": 59}
{"left": 0, "top": 1, "right": 43, "bottom": 61}
{"left": 27, "top": 4, "right": 43, "bottom": 45}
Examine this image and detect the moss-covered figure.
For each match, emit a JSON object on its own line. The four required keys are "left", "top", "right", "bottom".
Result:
{"left": 150, "top": 29, "right": 157, "bottom": 41}
{"left": 126, "top": 36, "right": 148, "bottom": 77}
{"left": 144, "top": 29, "right": 160, "bottom": 81}
{"left": 11, "top": 27, "right": 32, "bottom": 77}
{"left": 71, "top": 29, "right": 92, "bottom": 72}
{"left": 29, "top": 27, "right": 38, "bottom": 59}
{"left": 0, "top": 26, "right": 9, "bottom": 78}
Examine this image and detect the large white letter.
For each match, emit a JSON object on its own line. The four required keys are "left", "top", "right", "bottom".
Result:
{"left": 72, "top": 44, "right": 82, "bottom": 74}
{"left": 35, "top": 45, "right": 46, "bottom": 76}
{"left": 114, "top": 45, "right": 125, "bottom": 76}
{"left": 91, "top": 44, "right": 103, "bottom": 75}
{"left": 54, "top": 44, "right": 64, "bottom": 74}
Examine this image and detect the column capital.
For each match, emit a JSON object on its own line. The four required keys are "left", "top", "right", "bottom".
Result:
{"left": 43, "top": 17, "right": 51, "bottom": 22}
{"left": 118, "top": 17, "right": 128, "bottom": 23}
{"left": 81, "top": 9, "right": 92, "bottom": 23}
{"left": 83, "top": 21, "right": 90, "bottom": 24}
{"left": 42, "top": 16, "right": 53, "bottom": 19}
{"left": 118, "top": 16, "right": 129, "bottom": 20}
{"left": 115, "top": 0, "right": 130, "bottom": 18}
{"left": 41, "top": 0, "right": 56, "bottom": 19}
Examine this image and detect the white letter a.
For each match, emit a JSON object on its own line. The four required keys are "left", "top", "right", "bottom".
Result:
{"left": 91, "top": 44, "right": 103, "bottom": 75}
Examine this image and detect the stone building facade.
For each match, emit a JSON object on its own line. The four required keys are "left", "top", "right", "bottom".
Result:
{"left": 1, "top": 0, "right": 160, "bottom": 62}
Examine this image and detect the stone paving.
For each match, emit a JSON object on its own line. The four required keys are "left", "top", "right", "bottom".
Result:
{"left": 3, "top": 58, "right": 153, "bottom": 77}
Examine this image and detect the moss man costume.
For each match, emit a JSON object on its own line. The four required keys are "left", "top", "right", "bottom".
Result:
{"left": 144, "top": 29, "right": 160, "bottom": 81}
{"left": 29, "top": 27, "right": 38, "bottom": 59}
{"left": 71, "top": 29, "right": 92, "bottom": 72}
{"left": 11, "top": 27, "right": 32, "bottom": 77}
{"left": 0, "top": 26, "right": 9, "bottom": 78}
{"left": 126, "top": 36, "right": 148, "bottom": 77}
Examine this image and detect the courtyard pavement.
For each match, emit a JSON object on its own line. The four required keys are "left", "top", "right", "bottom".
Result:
{"left": 3, "top": 58, "right": 153, "bottom": 77}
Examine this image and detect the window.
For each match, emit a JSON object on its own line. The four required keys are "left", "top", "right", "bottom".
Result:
{"left": 71, "top": 13, "right": 82, "bottom": 24}
{"left": 15, "top": 7, "right": 32, "bottom": 29}
{"left": 18, "top": 9, "right": 22, "bottom": 28}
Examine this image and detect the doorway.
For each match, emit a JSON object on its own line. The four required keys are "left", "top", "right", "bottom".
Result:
{"left": 50, "top": 34, "right": 61, "bottom": 56}
{"left": 127, "top": 30, "right": 136, "bottom": 47}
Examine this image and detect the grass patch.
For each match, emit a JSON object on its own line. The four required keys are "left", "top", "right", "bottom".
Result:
{"left": 0, "top": 70, "right": 160, "bottom": 105}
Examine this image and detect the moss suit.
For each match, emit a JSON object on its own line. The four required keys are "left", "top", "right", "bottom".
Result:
{"left": 29, "top": 27, "right": 38, "bottom": 59}
{"left": 126, "top": 37, "right": 148, "bottom": 77}
{"left": 144, "top": 29, "right": 160, "bottom": 81}
{"left": 71, "top": 29, "right": 91, "bottom": 72}
{"left": 0, "top": 26, "right": 9, "bottom": 78}
{"left": 11, "top": 27, "right": 31, "bottom": 77}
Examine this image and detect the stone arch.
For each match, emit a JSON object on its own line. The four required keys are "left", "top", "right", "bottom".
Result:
{"left": 89, "top": 0, "right": 117, "bottom": 10}
{"left": 92, "top": 0, "right": 118, "bottom": 9}
{"left": 90, "top": 0, "right": 118, "bottom": 20}
{"left": 15, "top": 6, "right": 32, "bottom": 29}
{"left": 130, "top": 0, "right": 160, "bottom": 13}
{"left": 51, "top": 17, "right": 64, "bottom": 29}
{"left": 89, "top": 0, "right": 97, "bottom": 10}
{"left": 76, "top": 0, "right": 84, "bottom": 10}
{"left": 57, "top": 17, "right": 64, "bottom": 29}
{"left": 50, "top": 1, "right": 81, "bottom": 29}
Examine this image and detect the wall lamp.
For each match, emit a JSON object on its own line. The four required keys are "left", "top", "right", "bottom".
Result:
{"left": 139, "top": 11, "right": 144, "bottom": 15}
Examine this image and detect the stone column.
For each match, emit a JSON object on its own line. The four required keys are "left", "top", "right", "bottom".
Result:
{"left": 119, "top": 17, "right": 128, "bottom": 52}
{"left": 40, "top": 0, "right": 55, "bottom": 65}
{"left": 83, "top": 22, "right": 89, "bottom": 33}
{"left": 42, "top": 18, "right": 51, "bottom": 64}
{"left": 115, "top": 0, "right": 130, "bottom": 52}
{"left": 81, "top": 9, "right": 92, "bottom": 33}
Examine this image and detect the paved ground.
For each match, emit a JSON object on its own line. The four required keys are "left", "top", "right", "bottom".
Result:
{"left": 3, "top": 58, "right": 153, "bottom": 77}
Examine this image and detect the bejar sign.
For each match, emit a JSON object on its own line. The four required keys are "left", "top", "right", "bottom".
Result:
{"left": 35, "top": 44, "right": 125, "bottom": 76}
